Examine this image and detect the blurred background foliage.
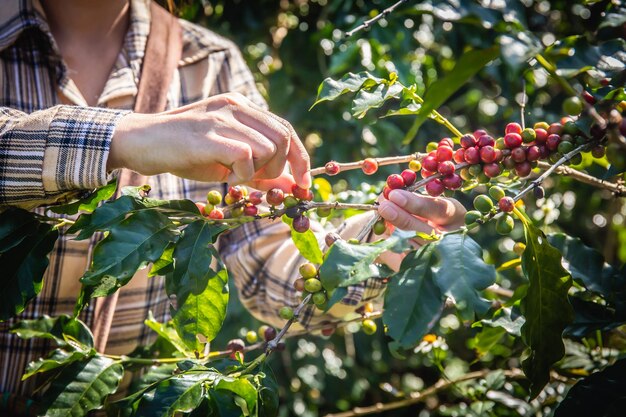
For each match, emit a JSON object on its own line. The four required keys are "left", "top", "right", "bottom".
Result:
{"left": 159, "top": 1, "right": 624, "bottom": 415}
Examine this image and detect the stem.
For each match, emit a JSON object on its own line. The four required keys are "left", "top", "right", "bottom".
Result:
{"left": 406, "top": 91, "right": 464, "bottom": 139}
{"left": 323, "top": 369, "right": 525, "bottom": 417}
{"left": 536, "top": 161, "right": 625, "bottom": 196}
{"left": 266, "top": 294, "right": 313, "bottom": 352}
{"left": 104, "top": 355, "right": 187, "bottom": 364}
{"left": 344, "top": 0, "right": 409, "bottom": 38}
{"left": 311, "top": 153, "right": 425, "bottom": 176}
{"left": 520, "top": 79, "right": 527, "bottom": 129}
{"left": 51, "top": 218, "right": 76, "bottom": 231}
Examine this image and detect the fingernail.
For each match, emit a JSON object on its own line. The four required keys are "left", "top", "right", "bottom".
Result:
{"left": 389, "top": 190, "right": 407, "bottom": 207}
{"left": 378, "top": 203, "right": 398, "bottom": 221}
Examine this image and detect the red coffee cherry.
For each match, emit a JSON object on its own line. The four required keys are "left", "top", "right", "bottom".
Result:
{"left": 473, "top": 129, "right": 488, "bottom": 139}
{"left": 229, "top": 185, "right": 246, "bottom": 201}
{"left": 438, "top": 160, "right": 455, "bottom": 176}
{"left": 292, "top": 215, "right": 310, "bottom": 233}
{"left": 420, "top": 169, "right": 436, "bottom": 178}
{"left": 499, "top": 196, "right": 515, "bottom": 212}
{"left": 248, "top": 191, "right": 263, "bottom": 205}
{"left": 502, "top": 156, "right": 516, "bottom": 169}
{"left": 526, "top": 145, "right": 541, "bottom": 162}
{"left": 515, "top": 161, "right": 532, "bottom": 177}
{"left": 382, "top": 186, "right": 392, "bottom": 199}
{"left": 401, "top": 169, "right": 417, "bottom": 186}
{"left": 243, "top": 203, "right": 258, "bottom": 216}
{"left": 460, "top": 134, "right": 477, "bottom": 148}
{"left": 292, "top": 184, "right": 313, "bottom": 201}
{"left": 439, "top": 138, "right": 454, "bottom": 148}
{"left": 208, "top": 207, "right": 224, "bottom": 219}
{"left": 263, "top": 326, "right": 277, "bottom": 341}
{"left": 483, "top": 163, "right": 501, "bottom": 178}
{"left": 546, "top": 134, "right": 561, "bottom": 151}
{"left": 436, "top": 145, "right": 454, "bottom": 162}
{"left": 534, "top": 128, "right": 548, "bottom": 143}
{"left": 325, "top": 232, "right": 342, "bottom": 247}
{"left": 422, "top": 155, "right": 439, "bottom": 172}
{"left": 591, "top": 145, "right": 605, "bottom": 158}
{"left": 477, "top": 135, "right": 495, "bottom": 148}
{"left": 464, "top": 147, "right": 481, "bottom": 164}
{"left": 227, "top": 338, "right": 246, "bottom": 353}
{"left": 511, "top": 147, "right": 526, "bottom": 163}
{"left": 504, "top": 133, "right": 523, "bottom": 148}
{"left": 265, "top": 188, "right": 285, "bottom": 206}
{"left": 441, "top": 173, "right": 462, "bottom": 190}
{"left": 453, "top": 148, "right": 465, "bottom": 163}
{"left": 195, "top": 202, "right": 207, "bottom": 216}
{"left": 505, "top": 122, "right": 522, "bottom": 135}
{"left": 548, "top": 123, "right": 563, "bottom": 135}
{"left": 479, "top": 146, "right": 497, "bottom": 163}
{"left": 387, "top": 174, "right": 406, "bottom": 189}
{"left": 362, "top": 158, "right": 378, "bottom": 175}
{"left": 582, "top": 90, "right": 596, "bottom": 105}
{"left": 425, "top": 179, "right": 445, "bottom": 196}
{"left": 325, "top": 161, "right": 340, "bottom": 175}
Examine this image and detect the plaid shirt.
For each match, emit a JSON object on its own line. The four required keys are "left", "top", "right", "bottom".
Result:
{"left": 0, "top": 0, "right": 384, "bottom": 397}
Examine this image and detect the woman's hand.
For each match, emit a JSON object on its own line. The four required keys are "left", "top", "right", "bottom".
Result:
{"left": 107, "top": 92, "right": 311, "bottom": 191}
{"left": 378, "top": 189, "right": 466, "bottom": 235}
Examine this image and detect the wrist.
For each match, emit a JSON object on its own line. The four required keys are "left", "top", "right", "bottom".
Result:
{"left": 107, "top": 112, "right": 154, "bottom": 172}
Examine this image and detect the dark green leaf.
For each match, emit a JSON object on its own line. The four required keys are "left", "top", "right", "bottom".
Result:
{"left": 434, "top": 233, "right": 496, "bottom": 320}
{"left": 312, "top": 72, "right": 383, "bottom": 107}
{"left": 519, "top": 217, "right": 573, "bottom": 398}
{"left": 170, "top": 220, "right": 229, "bottom": 351}
{"left": 215, "top": 377, "right": 258, "bottom": 414}
{"left": 148, "top": 242, "right": 176, "bottom": 277}
{"left": 80, "top": 210, "right": 177, "bottom": 297}
{"left": 40, "top": 355, "right": 124, "bottom": 417}
{"left": 469, "top": 326, "right": 506, "bottom": 357}
{"left": 351, "top": 82, "right": 404, "bottom": 118}
{"left": 23, "top": 349, "right": 90, "bottom": 380}
{"left": 403, "top": 47, "right": 499, "bottom": 144}
{"left": 383, "top": 245, "right": 444, "bottom": 348}
{"left": 547, "top": 36, "right": 626, "bottom": 78}
{"left": 10, "top": 315, "right": 94, "bottom": 348}
{"left": 145, "top": 313, "right": 192, "bottom": 355}
{"left": 134, "top": 373, "right": 207, "bottom": 417}
{"left": 49, "top": 179, "right": 117, "bottom": 215}
{"left": 0, "top": 207, "right": 39, "bottom": 253}
{"left": 481, "top": 307, "right": 524, "bottom": 336}
{"left": 0, "top": 222, "right": 58, "bottom": 321}
{"left": 554, "top": 359, "right": 626, "bottom": 417}
{"left": 282, "top": 216, "right": 323, "bottom": 264}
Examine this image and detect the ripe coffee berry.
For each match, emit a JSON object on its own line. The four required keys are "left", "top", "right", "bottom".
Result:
{"left": 293, "top": 278, "right": 305, "bottom": 292}
{"left": 266, "top": 188, "right": 285, "bottom": 206}
{"left": 325, "top": 161, "right": 340, "bottom": 175}
{"left": 208, "top": 208, "right": 225, "bottom": 220}
{"left": 534, "top": 128, "right": 548, "bottom": 143}
{"left": 591, "top": 145, "right": 605, "bottom": 158}
{"left": 460, "top": 134, "right": 477, "bottom": 148}
{"left": 382, "top": 186, "right": 392, "bottom": 199}
{"left": 453, "top": 148, "right": 465, "bottom": 163}
{"left": 499, "top": 196, "right": 515, "bottom": 212}
{"left": 441, "top": 173, "right": 462, "bottom": 190}
{"left": 409, "top": 160, "right": 422, "bottom": 171}
{"left": 548, "top": 123, "right": 563, "bottom": 135}
{"left": 477, "top": 135, "right": 495, "bottom": 148}
{"left": 425, "top": 179, "right": 445, "bottom": 196}
{"left": 420, "top": 169, "right": 436, "bottom": 178}
{"left": 387, "top": 174, "right": 406, "bottom": 190}
{"left": 436, "top": 145, "right": 454, "bottom": 162}
{"left": 483, "top": 163, "right": 501, "bottom": 178}
{"left": 474, "top": 195, "right": 494, "bottom": 214}
{"left": 480, "top": 146, "right": 497, "bottom": 163}
{"left": 422, "top": 156, "right": 439, "bottom": 172}
{"left": 207, "top": 190, "right": 223, "bottom": 205}
{"left": 505, "top": 122, "right": 522, "bottom": 135}
{"left": 243, "top": 204, "right": 258, "bottom": 216}
{"left": 293, "top": 215, "right": 310, "bottom": 233}
{"left": 263, "top": 326, "right": 277, "bottom": 342}
{"left": 473, "top": 129, "right": 488, "bottom": 139}
{"left": 439, "top": 138, "right": 454, "bottom": 148}
{"left": 401, "top": 169, "right": 417, "bottom": 186}
{"left": 511, "top": 147, "right": 526, "bottom": 163}
{"left": 228, "top": 186, "right": 244, "bottom": 201}
{"left": 195, "top": 202, "right": 207, "bottom": 216}
{"left": 362, "top": 158, "right": 378, "bottom": 175}
{"left": 227, "top": 339, "right": 245, "bottom": 353}
{"left": 534, "top": 186, "right": 545, "bottom": 199}
{"left": 292, "top": 184, "right": 313, "bottom": 201}
{"left": 325, "top": 232, "right": 341, "bottom": 247}
{"left": 299, "top": 263, "right": 318, "bottom": 278}
{"left": 304, "top": 278, "right": 322, "bottom": 293}
{"left": 526, "top": 146, "right": 541, "bottom": 162}
{"left": 504, "top": 133, "right": 523, "bottom": 148}
{"left": 248, "top": 191, "right": 263, "bottom": 205}
{"left": 279, "top": 306, "right": 294, "bottom": 320}
{"left": 321, "top": 326, "right": 335, "bottom": 337}
{"left": 464, "top": 147, "right": 481, "bottom": 164}
{"left": 438, "top": 161, "right": 455, "bottom": 176}
{"left": 546, "top": 134, "right": 561, "bottom": 151}
{"left": 515, "top": 161, "right": 532, "bottom": 177}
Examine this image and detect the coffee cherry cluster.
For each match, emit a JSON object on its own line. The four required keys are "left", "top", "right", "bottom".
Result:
{"left": 325, "top": 158, "right": 380, "bottom": 176}
{"left": 464, "top": 185, "right": 518, "bottom": 235}
{"left": 293, "top": 262, "right": 328, "bottom": 311}
{"left": 226, "top": 324, "right": 286, "bottom": 359}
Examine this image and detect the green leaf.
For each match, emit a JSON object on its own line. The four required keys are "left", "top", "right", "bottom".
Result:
{"left": 547, "top": 36, "right": 626, "bottom": 78}
{"left": 311, "top": 72, "right": 383, "bottom": 108}
{"left": 383, "top": 245, "right": 444, "bottom": 348}
{"left": 282, "top": 216, "right": 323, "bottom": 264}
{"left": 170, "top": 221, "right": 229, "bottom": 351}
{"left": 10, "top": 315, "right": 94, "bottom": 348}
{"left": 469, "top": 326, "right": 507, "bottom": 357}
{"left": 134, "top": 373, "right": 208, "bottom": 417}
{"left": 0, "top": 207, "right": 39, "bottom": 253}
{"left": 519, "top": 217, "right": 573, "bottom": 398}
{"left": 23, "top": 349, "right": 90, "bottom": 380}
{"left": 149, "top": 242, "right": 176, "bottom": 277}
{"left": 80, "top": 210, "right": 177, "bottom": 297}
{"left": 40, "top": 355, "right": 124, "bottom": 417}
{"left": 0, "top": 219, "right": 58, "bottom": 320}
{"left": 215, "top": 377, "right": 258, "bottom": 415}
{"left": 403, "top": 47, "right": 499, "bottom": 144}
{"left": 49, "top": 179, "right": 117, "bottom": 215}
{"left": 145, "top": 313, "right": 193, "bottom": 355}
{"left": 481, "top": 307, "right": 524, "bottom": 337}
{"left": 554, "top": 359, "right": 626, "bottom": 417}
{"left": 433, "top": 233, "right": 496, "bottom": 320}
{"left": 351, "top": 82, "right": 405, "bottom": 118}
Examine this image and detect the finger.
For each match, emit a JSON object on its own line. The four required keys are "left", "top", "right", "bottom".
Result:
{"left": 248, "top": 172, "right": 297, "bottom": 192}
{"left": 210, "top": 135, "right": 255, "bottom": 183}
{"left": 268, "top": 113, "right": 311, "bottom": 189}
{"left": 378, "top": 200, "right": 437, "bottom": 234}
{"left": 220, "top": 123, "right": 278, "bottom": 171}
{"left": 387, "top": 190, "right": 466, "bottom": 226}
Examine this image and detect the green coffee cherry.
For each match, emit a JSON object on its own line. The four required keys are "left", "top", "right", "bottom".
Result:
{"left": 207, "top": 190, "right": 222, "bottom": 205}
{"left": 496, "top": 214, "right": 515, "bottom": 235}
{"left": 312, "top": 292, "right": 327, "bottom": 306}
{"left": 279, "top": 306, "right": 294, "bottom": 320}
{"left": 488, "top": 186, "right": 505, "bottom": 201}
{"left": 521, "top": 128, "right": 536, "bottom": 143}
{"left": 299, "top": 263, "right": 318, "bottom": 279}
{"left": 563, "top": 96, "right": 583, "bottom": 116}
{"left": 362, "top": 319, "right": 377, "bottom": 335}
{"left": 317, "top": 207, "right": 332, "bottom": 217}
{"left": 304, "top": 278, "right": 322, "bottom": 293}
{"left": 465, "top": 210, "right": 483, "bottom": 225}
{"left": 373, "top": 219, "right": 387, "bottom": 235}
{"left": 246, "top": 330, "right": 258, "bottom": 344}
{"left": 473, "top": 195, "right": 494, "bottom": 214}
{"left": 283, "top": 195, "right": 299, "bottom": 208}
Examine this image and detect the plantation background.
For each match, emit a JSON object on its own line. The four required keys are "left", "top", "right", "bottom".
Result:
{"left": 161, "top": 1, "right": 625, "bottom": 415}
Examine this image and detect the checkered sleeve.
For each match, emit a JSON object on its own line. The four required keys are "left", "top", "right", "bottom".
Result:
{"left": 0, "top": 105, "right": 129, "bottom": 207}
{"left": 219, "top": 211, "right": 387, "bottom": 330}
{"left": 218, "top": 42, "right": 268, "bottom": 110}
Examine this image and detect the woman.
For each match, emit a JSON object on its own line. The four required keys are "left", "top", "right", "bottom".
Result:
{"left": 0, "top": 0, "right": 465, "bottom": 405}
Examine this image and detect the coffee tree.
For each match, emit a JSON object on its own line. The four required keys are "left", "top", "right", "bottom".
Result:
{"left": 1, "top": 0, "right": 626, "bottom": 416}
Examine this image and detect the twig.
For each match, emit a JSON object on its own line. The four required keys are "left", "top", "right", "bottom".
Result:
{"left": 345, "top": 0, "right": 409, "bottom": 38}
{"left": 323, "top": 369, "right": 525, "bottom": 417}
{"left": 266, "top": 293, "right": 313, "bottom": 352}
{"left": 520, "top": 79, "right": 527, "bottom": 129}
{"left": 536, "top": 161, "right": 626, "bottom": 196}
{"left": 310, "top": 153, "right": 425, "bottom": 176}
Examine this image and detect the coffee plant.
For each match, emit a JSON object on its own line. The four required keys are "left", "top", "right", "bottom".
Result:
{"left": 1, "top": 0, "right": 626, "bottom": 416}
